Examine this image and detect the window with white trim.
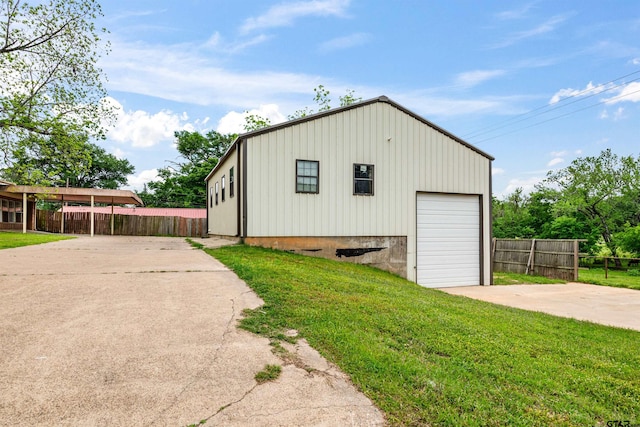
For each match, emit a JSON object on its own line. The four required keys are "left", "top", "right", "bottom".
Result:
{"left": 215, "top": 182, "right": 219, "bottom": 205}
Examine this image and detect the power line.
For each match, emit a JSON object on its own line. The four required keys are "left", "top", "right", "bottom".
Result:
{"left": 471, "top": 85, "right": 640, "bottom": 144}
{"left": 462, "top": 69, "right": 640, "bottom": 142}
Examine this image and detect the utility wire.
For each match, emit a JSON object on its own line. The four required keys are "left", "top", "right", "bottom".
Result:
{"left": 462, "top": 69, "right": 640, "bottom": 142}
{"left": 471, "top": 85, "right": 640, "bottom": 144}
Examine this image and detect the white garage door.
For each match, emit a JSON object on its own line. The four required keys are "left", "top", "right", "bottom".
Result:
{"left": 417, "top": 193, "right": 480, "bottom": 288}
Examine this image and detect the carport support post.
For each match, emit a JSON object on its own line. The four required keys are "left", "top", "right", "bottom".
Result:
{"left": 90, "top": 195, "right": 95, "bottom": 237}
{"left": 60, "top": 196, "right": 64, "bottom": 234}
{"left": 22, "top": 192, "right": 27, "bottom": 233}
{"left": 110, "top": 199, "right": 114, "bottom": 236}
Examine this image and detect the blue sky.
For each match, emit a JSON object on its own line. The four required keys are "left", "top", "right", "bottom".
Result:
{"left": 96, "top": 0, "right": 640, "bottom": 198}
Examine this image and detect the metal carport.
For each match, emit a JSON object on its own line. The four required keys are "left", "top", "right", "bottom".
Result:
{"left": 0, "top": 181, "right": 143, "bottom": 236}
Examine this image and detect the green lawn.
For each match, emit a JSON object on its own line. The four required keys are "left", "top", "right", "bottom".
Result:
{"left": 208, "top": 245, "right": 640, "bottom": 426}
{"left": 493, "top": 271, "right": 566, "bottom": 285}
{"left": 578, "top": 268, "right": 640, "bottom": 291}
{"left": 0, "top": 231, "right": 73, "bottom": 249}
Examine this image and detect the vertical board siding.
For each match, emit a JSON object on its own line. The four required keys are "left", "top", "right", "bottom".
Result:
{"left": 245, "top": 101, "right": 490, "bottom": 223}
{"left": 233, "top": 101, "right": 491, "bottom": 282}
{"left": 493, "top": 238, "right": 578, "bottom": 281}
{"left": 206, "top": 148, "right": 238, "bottom": 235}
{"left": 36, "top": 211, "right": 206, "bottom": 237}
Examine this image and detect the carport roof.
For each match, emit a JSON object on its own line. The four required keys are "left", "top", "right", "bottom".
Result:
{"left": 0, "top": 183, "right": 143, "bottom": 206}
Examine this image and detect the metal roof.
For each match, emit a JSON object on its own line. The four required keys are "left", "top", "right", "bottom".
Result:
{"left": 205, "top": 95, "right": 494, "bottom": 182}
{"left": 61, "top": 206, "right": 205, "bottom": 218}
{"left": 0, "top": 184, "right": 143, "bottom": 206}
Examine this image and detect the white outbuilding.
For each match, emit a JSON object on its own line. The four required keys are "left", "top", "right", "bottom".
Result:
{"left": 205, "top": 96, "right": 494, "bottom": 287}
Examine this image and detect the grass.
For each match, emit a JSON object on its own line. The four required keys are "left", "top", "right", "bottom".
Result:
{"left": 207, "top": 245, "right": 640, "bottom": 426}
{"left": 185, "top": 238, "right": 205, "bottom": 250}
{"left": 493, "top": 271, "right": 566, "bottom": 285}
{"left": 254, "top": 364, "right": 282, "bottom": 384}
{"left": 578, "top": 268, "right": 640, "bottom": 291}
{"left": 0, "top": 231, "right": 73, "bottom": 249}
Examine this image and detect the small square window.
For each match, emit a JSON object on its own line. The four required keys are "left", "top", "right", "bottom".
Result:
{"left": 296, "top": 160, "right": 319, "bottom": 194}
{"left": 354, "top": 164, "right": 374, "bottom": 195}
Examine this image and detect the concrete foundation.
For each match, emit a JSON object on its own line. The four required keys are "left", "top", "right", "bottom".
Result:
{"left": 245, "top": 236, "right": 408, "bottom": 278}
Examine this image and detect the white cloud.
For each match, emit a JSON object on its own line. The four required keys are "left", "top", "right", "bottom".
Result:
{"left": 240, "top": 0, "right": 350, "bottom": 33}
{"left": 393, "top": 92, "right": 524, "bottom": 117}
{"left": 600, "top": 106, "right": 628, "bottom": 121}
{"left": 500, "top": 176, "right": 543, "bottom": 197}
{"left": 632, "top": 58, "right": 640, "bottom": 65}
{"left": 105, "top": 97, "right": 188, "bottom": 148}
{"left": 216, "top": 104, "right": 287, "bottom": 134}
{"left": 604, "top": 81, "right": 640, "bottom": 105}
{"left": 319, "top": 32, "right": 372, "bottom": 53}
{"left": 549, "top": 81, "right": 610, "bottom": 104}
{"left": 614, "top": 107, "right": 626, "bottom": 120}
{"left": 547, "top": 157, "right": 564, "bottom": 167}
{"left": 492, "top": 167, "right": 505, "bottom": 176}
{"left": 125, "top": 169, "right": 159, "bottom": 191}
{"left": 101, "top": 39, "right": 322, "bottom": 109}
{"left": 454, "top": 70, "right": 506, "bottom": 88}
{"left": 496, "top": 3, "right": 535, "bottom": 20}
{"left": 492, "top": 14, "right": 570, "bottom": 49}
{"left": 550, "top": 150, "right": 567, "bottom": 157}
{"left": 100, "top": 38, "right": 527, "bottom": 121}
{"left": 112, "top": 147, "right": 127, "bottom": 159}
{"left": 204, "top": 31, "right": 272, "bottom": 53}
{"left": 575, "top": 149, "right": 582, "bottom": 155}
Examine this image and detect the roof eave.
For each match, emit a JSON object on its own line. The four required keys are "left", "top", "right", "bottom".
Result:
{"left": 204, "top": 95, "right": 494, "bottom": 182}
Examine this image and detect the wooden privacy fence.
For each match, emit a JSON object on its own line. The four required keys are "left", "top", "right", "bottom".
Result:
{"left": 36, "top": 210, "right": 206, "bottom": 238}
{"left": 492, "top": 238, "right": 581, "bottom": 281}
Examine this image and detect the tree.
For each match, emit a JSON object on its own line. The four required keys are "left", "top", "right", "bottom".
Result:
{"left": 287, "top": 85, "right": 362, "bottom": 120}
{"left": 0, "top": 0, "right": 112, "bottom": 162}
{"left": 492, "top": 188, "right": 535, "bottom": 238}
{"left": 145, "top": 130, "right": 235, "bottom": 207}
{"left": 74, "top": 143, "right": 135, "bottom": 189}
{"left": 0, "top": 133, "right": 134, "bottom": 189}
{"left": 615, "top": 225, "right": 640, "bottom": 256}
{"left": 339, "top": 89, "right": 362, "bottom": 107}
{"left": 243, "top": 113, "right": 271, "bottom": 132}
{"left": 313, "top": 85, "right": 331, "bottom": 112}
{"left": 540, "top": 149, "right": 640, "bottom": 265}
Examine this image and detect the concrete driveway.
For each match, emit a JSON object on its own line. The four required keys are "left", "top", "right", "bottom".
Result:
{"left": 0, "top": 236, "right": 383, "bottom": 426}
{"left": 443, "top": 283, "right": 640, "bottom": 331}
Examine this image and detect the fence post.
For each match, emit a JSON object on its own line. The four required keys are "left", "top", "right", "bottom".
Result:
{"left": 573, "top": 240, "right": 579, "bottom": 281}
{"left": 525, "top": 239, "right": 536, "bottom": 275}
{"left": 605, "top": 257, "right": 608, "bottom": 279}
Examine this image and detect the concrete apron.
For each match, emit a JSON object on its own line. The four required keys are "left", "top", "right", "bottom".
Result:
{"left": 0, "top": 236, "right": 384, "bottom": 426}
{"left": 442, "top": 283, "right": 640, "bottom": 332}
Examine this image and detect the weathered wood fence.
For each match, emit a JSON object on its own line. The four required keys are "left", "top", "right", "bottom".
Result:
{"left": 492, "top": 238, "right": 581, "bottom": 281}
{"left": 36, "top": 210, "right": 206, "bottom": 238}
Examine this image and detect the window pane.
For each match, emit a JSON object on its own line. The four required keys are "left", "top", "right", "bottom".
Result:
{"left": 296, "top": 160, "right": 319, "bottom": 193}
{"left": 354, "top": 164, "right": 372, "bottom": 179}
{"left": 354, "top": 180, "right": 372, "bottom": 194}
{"left": 354, "top": 164, "right": 374, "bottom": 195}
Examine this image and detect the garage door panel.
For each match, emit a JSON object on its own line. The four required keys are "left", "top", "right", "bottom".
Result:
{"left": 417, "top": 193, "right": 481, "bottom": 288}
